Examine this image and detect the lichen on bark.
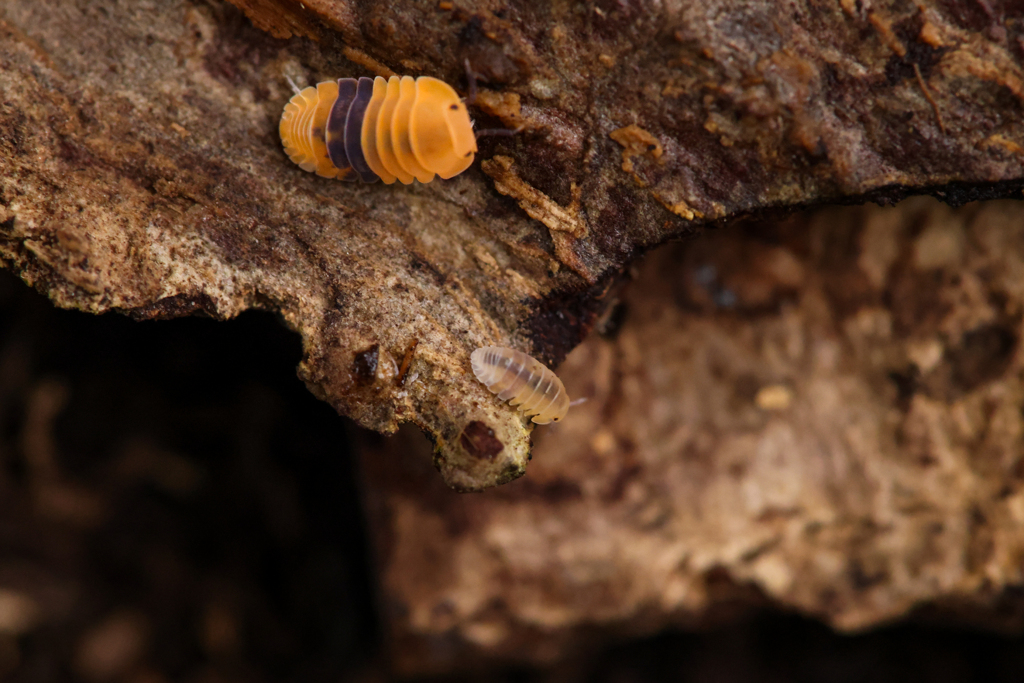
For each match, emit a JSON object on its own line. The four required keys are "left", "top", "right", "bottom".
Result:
{"left": 1, "top": 0, "right": 1023, "bottom": 489}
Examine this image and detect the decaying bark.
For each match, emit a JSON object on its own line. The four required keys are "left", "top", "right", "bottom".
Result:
{"left": 360, "top": 197, "right": 1024, "bottom": 674}
{"left": 1, "top": 0, "right": 1023, "bottom": 489}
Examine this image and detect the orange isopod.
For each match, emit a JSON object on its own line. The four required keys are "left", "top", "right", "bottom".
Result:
{"left": 471, "top": 347, "right": 570, "bottom": 424}
{"left": 279, "top": 75, "right": 478, "bottom": 184}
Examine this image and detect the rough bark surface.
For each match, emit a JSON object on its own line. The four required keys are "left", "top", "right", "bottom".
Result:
{"left": 2, "top": 0, "right": 1024, "bottom": 489}
{"left": 361, "top": 197, "right": 1024, "bottom": 674}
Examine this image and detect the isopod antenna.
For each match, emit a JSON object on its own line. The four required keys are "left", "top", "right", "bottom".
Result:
{"left": 475, "top": 126, "right": 523, "bottom": 138}
{"left": 463, "top": 59, "right": 524, "bottom": 140}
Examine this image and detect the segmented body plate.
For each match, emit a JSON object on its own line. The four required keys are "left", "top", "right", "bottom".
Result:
{"left": 471, "top": 347, "right": 570, "bottom": 424}
{"left": 279, "top": 75, "right": 477, "bottom": 184}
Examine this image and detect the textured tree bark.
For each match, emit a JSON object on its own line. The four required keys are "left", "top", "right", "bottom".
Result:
{"left": 360, "top": 197, "right": 1024, "bottom": 675}
{"left": 2, "top": 0, "right": 1023, "bottom": 489}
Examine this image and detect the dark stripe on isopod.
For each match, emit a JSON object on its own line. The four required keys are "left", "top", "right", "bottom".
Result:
{"left": 345, "top": 77, "right": 380, "bottom": 183}
{"left": 326, "top": 78, "right": 358, "bottom": 180}
{"left": 281, "top": 75, "right": 481, "bottom": 185}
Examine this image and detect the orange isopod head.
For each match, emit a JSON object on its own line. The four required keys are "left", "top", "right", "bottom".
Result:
{"left": 443, "top": 96, "right": 477, "bottom": 167}
{"left": 409, "top": 77, "right": 477, "bottom": 179}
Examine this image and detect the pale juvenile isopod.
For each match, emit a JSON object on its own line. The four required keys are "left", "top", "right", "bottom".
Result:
{"left": 471, "top": 346, "right": 570, "bottom": 424}
{"left": 279, "top": 75, "right": 478, "bottom": 184}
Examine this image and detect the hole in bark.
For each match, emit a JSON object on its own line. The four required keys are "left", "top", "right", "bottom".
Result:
{"left": 459, "top": 420, "right": 503, "bottom": 460}
{"left": 888, "top": 366, "right": 920, "bottom": 408}
{"left": 352, "top": 344, "right": 379, "bottom": 386}
{"left": 949, "top": 324, "right": 1017, "bottom": 394}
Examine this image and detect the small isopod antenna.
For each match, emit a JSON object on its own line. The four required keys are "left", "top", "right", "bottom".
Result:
{"left": 463, "top": 58, "right": 523, "bottom": 140}
{"left": 463, "top": 58, "right": 484, "bottom": 105}
{"left": 475, "top": 126, "right": 524, "bottom": 138}
{"left": 285, "top": 74, "right": 302, "bottom": 96}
